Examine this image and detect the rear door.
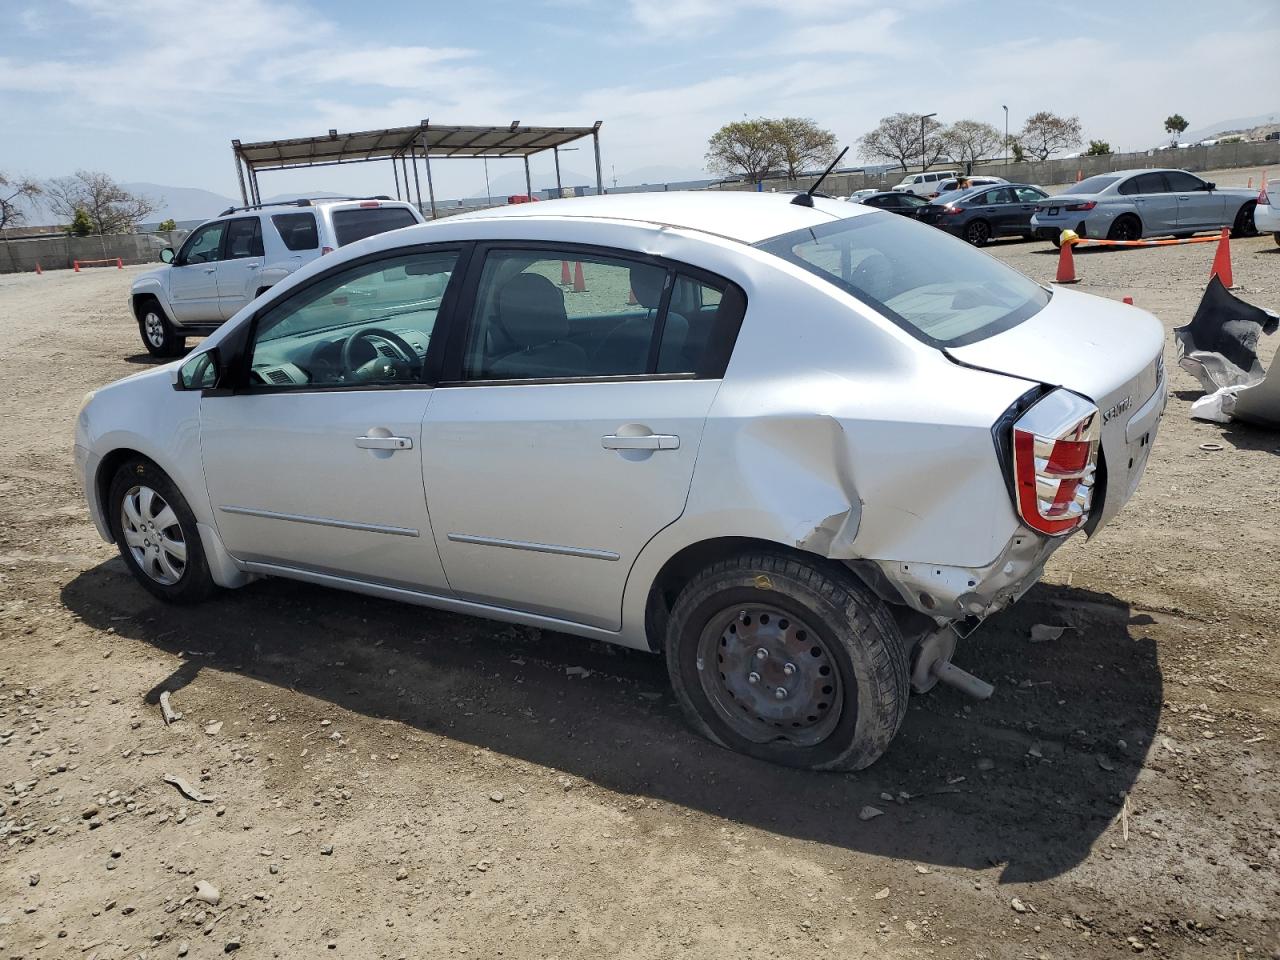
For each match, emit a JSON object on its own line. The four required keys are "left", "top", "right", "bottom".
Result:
{"left": 215, "top": 217, "right": 264, "bottom": 318}
{"left": 421, "top": 245, "right": 744, "bottom": 630}
{"left": 168, "top": 221, "right": 226, "bottom": 323}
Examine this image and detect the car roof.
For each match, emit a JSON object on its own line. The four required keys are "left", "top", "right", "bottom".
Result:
{"left": 446, "top": 190, "right": 871, "bottom": 245}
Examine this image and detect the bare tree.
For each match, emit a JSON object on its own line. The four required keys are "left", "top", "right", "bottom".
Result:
{"left": 706, "top": 119, "right": 786, "bottom": 183}
{"left": 0, "top": 172, "right": 42, "bottom": 232}
{"left": 770, "top": 117, "right": 838, "bottom": 181}
{"left": 943, "top": 120, "right": 1003, "bottom": 168}
{"left": 858, "top": 113, "right": 945, "bottom": 172}
{"left": 45, "top": 170, "right": 159, "bottom": 235}
{"left": 1019, "top": 112, "right": 1083, "bottom": 161}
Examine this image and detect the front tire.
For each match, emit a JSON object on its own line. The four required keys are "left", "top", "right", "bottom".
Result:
{"left": 107, "top": 458, "right": 217, "bottom": 604}
{"left": 665, "top": 551, "right": 909, "bottom": 771}
{"left": 138, "top": 300, "right": 185, "bottom": 358}
{"left": 1233, "top": 201, "right": 1258, "bottom": 238}
{"left": 964, "top": 219, "right": 992, "bottom": 246}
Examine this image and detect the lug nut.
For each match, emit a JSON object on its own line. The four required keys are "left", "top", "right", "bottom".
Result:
{"left": 755, "top": 648, "right": 769, "bottom": 661}
{"left": 738, "top": 610, "right": 749, "bottom": 623}
{"left": 783, "top": 663, "right": 796, "bottom": 676}
{"left": 747, "top": 671, "right": 760, "bottom": 685}
{"left": 774, "top": 687, "right": 788, "bottom": 700}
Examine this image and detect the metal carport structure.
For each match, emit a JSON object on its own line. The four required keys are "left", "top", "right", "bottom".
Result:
{"left": 231, "top": 120, "right": 604, "bottom": 217}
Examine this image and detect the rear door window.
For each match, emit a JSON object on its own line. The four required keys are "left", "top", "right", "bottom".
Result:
{"left": 331, "top": 207, "right": 419, "bottom": 246}
{"left": 271, "top": 213, "right": 319, "bottom": 251}
{"left": 223, "top": 217, "right": 263, "bottom": 259}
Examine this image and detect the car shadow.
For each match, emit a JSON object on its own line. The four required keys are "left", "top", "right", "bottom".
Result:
{"left": 61, "top": 561, "right": 1160, "bottom": 884}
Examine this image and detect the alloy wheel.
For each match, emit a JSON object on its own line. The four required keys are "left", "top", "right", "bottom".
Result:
{"left": 697, "top": 604, "right": 843, "bottom": 747}
{"left": 966, "top": 221, "right": 990, "bottom": 245}
{"left": 144, "top": 312, "right": 166, "bottom": 349}
{"left": 120, "top": 485, "right": 187, "bottom": 585}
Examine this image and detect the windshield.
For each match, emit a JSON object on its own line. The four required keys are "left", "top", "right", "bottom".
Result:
{"left": 755, "top": 212, "right": 1050, "bottom": 347}
{"left": 1061, "top": 175, "right": 1119, "bottom": 195}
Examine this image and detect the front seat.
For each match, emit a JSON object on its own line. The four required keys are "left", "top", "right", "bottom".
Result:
{"left": 487, "top": 273, "right": 588, "bottom": 379}
{"left": 593, "top": 265, "right": 689, "bottom": 374}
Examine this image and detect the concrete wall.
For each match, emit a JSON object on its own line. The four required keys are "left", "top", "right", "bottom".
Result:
{"left": 710, "top": 139, "right": 1280, "bottom": 196}
{"left": 0, "top": 230, "right": 189, "bottom": 274}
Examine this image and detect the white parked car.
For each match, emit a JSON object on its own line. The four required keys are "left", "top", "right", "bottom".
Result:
{"left": 845, "top": 188, "right": 877, "bottom": 202}
{"left": 77, "top": 191, "right": 1166, "bottom": 770}
{"left": 132, "top": 197, "right": 425, "bottom": 357}
{"left": 891, "top": 170, "right": 959, "bottom": 196}
{"left": 1254, "top": 178, "right": 1280, "bottom": 244}
{"left": 932, "top": 175, "right": 1009, "bottom": 197}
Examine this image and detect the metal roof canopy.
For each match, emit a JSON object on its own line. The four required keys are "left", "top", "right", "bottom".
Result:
{"left": 231, "top": 120, "right": 604, "bottom": 219}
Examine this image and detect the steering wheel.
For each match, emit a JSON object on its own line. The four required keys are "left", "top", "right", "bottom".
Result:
{"left": 339, "top": 327, "right": 419, "bottom": 381}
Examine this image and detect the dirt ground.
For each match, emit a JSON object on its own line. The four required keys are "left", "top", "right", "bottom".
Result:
{"left": 1, "top": 225, "right": 1278, "bottom": 960}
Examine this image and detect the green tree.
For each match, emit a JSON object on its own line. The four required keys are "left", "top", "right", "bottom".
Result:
{"left": 705, "top": 119, "right": 786, "bottom": 182}
{"left": 1011, "top": 140, "right": 1026, "bottom": 163}
{"left": 1164, "top": 113, "right": 1189, "bottom": 145}
{"left": 68, "top": 208, "right": 93, "bottom": 236}
{"left": 1085, "top": 140, "right": 1112, "bottom": 156}
{"left": 157, "top": 218, "right": 177, "bottom": 232}
{"left": 770, "top": 117, "right": 838, "bottom": 181}
{"left": 1019, "top": 111, "right": 1083, "bottom": 161}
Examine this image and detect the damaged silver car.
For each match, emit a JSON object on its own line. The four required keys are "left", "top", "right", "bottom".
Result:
{"left": 75, "top": 191, "right": 1166, "bottom": 770}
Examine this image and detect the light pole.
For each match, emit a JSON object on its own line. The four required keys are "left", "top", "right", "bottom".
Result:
{"left": 920, "top": 112, "right": 937, "bottom": 172}
{"left": 1002, "top": 105, "right": 1009, "bottom": 167}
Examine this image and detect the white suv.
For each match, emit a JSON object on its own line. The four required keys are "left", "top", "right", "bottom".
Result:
{"left": 132, "top": 197, "right": 425, "bottom": 356}
{"left": 891, "top": 171, "right": 959, "bottom": 197}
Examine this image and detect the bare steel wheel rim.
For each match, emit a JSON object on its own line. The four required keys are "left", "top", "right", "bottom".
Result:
{"left": 696, "top": 604, "right": 843, "bottom": 747}
{"left": 120, "top": 485, "right": 186, "bottom": 586}
{"left": 144, "top": 313, "right": 165, "bottom": 348}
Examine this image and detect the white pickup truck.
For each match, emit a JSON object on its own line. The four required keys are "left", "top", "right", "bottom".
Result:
{"left": 131, "top": 197, "right": 424, "bottom": 356}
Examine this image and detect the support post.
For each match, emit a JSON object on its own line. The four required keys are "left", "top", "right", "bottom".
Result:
{"left": 248, "top": 166, "right": 261, "bottom": 205}
{"left": 393, "top": 155, "right": 402, "bottom": 200}
{"left": 410, "top": 145, "right": 423, "bottom": 213}
{"left": 422, "top": 135, "right": 437, "bottom": 220}
{"left": 592, "top": 122, "right": 604, "bottom": 195}
{"left": 554, "top": 146, "right": 562, "bottom": 197}
{"left": 232, "top": 141, "right": 248, "bottom": 205}
{"left": 524, "top": 155, "right": 533, "bottom": 200}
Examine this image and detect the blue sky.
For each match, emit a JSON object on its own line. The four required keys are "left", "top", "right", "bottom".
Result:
{"left": 0, "top": 0, "right": 1276, "bottom": 202}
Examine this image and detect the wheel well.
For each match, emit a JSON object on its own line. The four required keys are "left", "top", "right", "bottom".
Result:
{"left": 132, "top": 293, "right": 164, "bottom": 322}
{"left": 643, "top": 537, "right": 878, "bottom": 652}
{"left": 94, "top": 448, "right": 150, "bottom": 528}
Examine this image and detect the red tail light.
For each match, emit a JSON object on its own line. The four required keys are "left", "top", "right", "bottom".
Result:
{"left": 1064, "top": 201, "right": 1097, "bottom": 211}
{"left": 321, "top": 245, "right": 334, "bottom": 255}
{"left": 943, "top": 206, "right": 965, "bottom": 215}
{"left": 1010, "top": 391, "right": 1099, "bottom": 536}
{"left": 359, "top": 201, "right": 381, "bottom": 207}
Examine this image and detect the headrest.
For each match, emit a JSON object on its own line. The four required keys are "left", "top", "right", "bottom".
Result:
{"left": 630, "top": 264, "right": 665, "bottom": 309}
{"left": 497, "top": 273, "right": 569, "bottom": 347}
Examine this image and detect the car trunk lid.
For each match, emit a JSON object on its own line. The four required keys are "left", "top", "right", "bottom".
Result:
{"left": 945, "top": 287, "right": 1166, "bottom": 530}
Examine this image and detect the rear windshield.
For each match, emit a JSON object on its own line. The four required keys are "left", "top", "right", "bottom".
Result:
{"left": 1061, "top": 175, "right": 1119, "bottom": 195}
{"left": 755, "top": 213, "right": 1049, "bottom": 347}
{"left": 330, "top": 206, "right": 419, "bottom": 246}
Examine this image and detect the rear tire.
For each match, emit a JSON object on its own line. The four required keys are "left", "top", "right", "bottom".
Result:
{"left": 107, "top": 457, "right": 218, "bottom": 605}
{"left": 138, "top": 300, "right": 185, "bottom": 358}
{"left": 664, "top": 550, "right": 909, "bottom": 771}
{"left": 963, "top": 219, "right": 992, "bottom": 246}
{"left": 1274, "top": 232, "right": 1280, "bottom": 247}
{"left": 1233, "top": 201, "right": 1258, "bottom": 238}
{"left": 1107, "top": 215, "right": 1142, "bottom": 243}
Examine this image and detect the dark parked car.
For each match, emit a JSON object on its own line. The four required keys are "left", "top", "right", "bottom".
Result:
{"left": 916, "top": 183, "right": 1049, "bottom": 246}
{"left": 857, "top": 192, "right": 930, "bottom": 217}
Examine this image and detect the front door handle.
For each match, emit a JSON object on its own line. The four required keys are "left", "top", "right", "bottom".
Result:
{"left": 355, "top": 435, "right": 413, "bottom": 450}
{"left": 203, "top": 267, "right": 216, "bottom": 274}
{"left": 602, "top": 434, "right": 680, "bottom": 451}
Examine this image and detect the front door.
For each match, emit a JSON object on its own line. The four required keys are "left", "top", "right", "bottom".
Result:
{"left": 200, "top": 246, "right": 464, "bottom": 591}
{"left": 1127, "top": 171, "right": 1177, "bottom": 235}
{"left": 169, "top": 221, "right": 226, "bottom": 323}
{"left": 1166, "top": 170, "right": 1220, "bottom": 232}
{"left": 423, "top": 247, "right": 741, "bottom": 630}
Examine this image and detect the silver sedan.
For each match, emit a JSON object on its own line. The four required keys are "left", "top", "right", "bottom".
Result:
{"left": 1030, "top": 169, "right": 1258, "bottom": 245}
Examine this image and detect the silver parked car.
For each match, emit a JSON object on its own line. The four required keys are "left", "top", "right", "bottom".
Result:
{"left": 1030, "top": 169, "right": 1258, "bottom": 245}
{"left": 76, "top": 192, "right": 1165, "bottom": 770}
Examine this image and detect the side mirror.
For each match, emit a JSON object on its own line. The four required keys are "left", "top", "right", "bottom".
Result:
{"left": 160, "top": 247, "right": 175, "bottom": 264}
{"left": 1205, "top": 182, "right": 1216, "bottom": 191}
{"left": 174, "top": 349, "right": 220, "bottom": 391}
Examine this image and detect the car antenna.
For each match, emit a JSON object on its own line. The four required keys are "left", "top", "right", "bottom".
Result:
{"left": 791, "top": 147, "right": 849, "bottom": 207}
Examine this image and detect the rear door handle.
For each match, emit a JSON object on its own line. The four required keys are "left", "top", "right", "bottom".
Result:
{"left": 355, "top": 435, "right": 413, "bottom": 450}
{"left": 602, "top": 434, "right": 680, "bottom": 451}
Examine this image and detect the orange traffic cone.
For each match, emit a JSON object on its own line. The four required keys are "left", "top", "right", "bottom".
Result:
{"left": 560, "top": 260, "right": 571, "bottom": 285}
{"left": 73, "top": 260, "right": 80, "bottom": 273}
{"left": 1123, "top": 296, "right": 1133, "bottom": 305}
{"left": 572, "top": 261, "right": 586, "bottom": 293}
{"left": 34, "top": 262, "right": 42, "bottom": 275}
{"left": 116, "top": 257, "right": 123, "bottom": 269}
{"left": 1210, "top": 228, "right": 1233, "bottom": 288}
{"left": 1076, "top": 169, "right": 1083, "bottom": 182}
{"left": 1055, "top": 241, "right": 1077, "bottom": 284}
